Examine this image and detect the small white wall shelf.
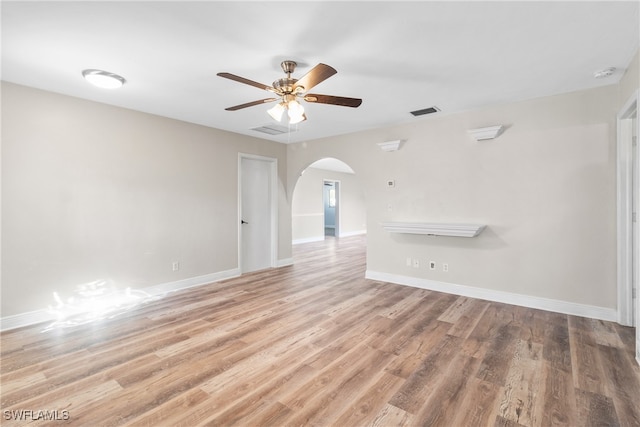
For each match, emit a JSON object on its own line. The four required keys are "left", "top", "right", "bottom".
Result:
{"left": 381, "top": 222, "right": 486, "bottom": 237}
{"left": 468, "top": 125, "right": 504, "bottom": 141}
{"left": 377, "top": 140, "right": 403, "bottom": 152}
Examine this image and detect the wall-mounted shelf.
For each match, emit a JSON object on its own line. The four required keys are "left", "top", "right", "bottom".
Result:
{"left": 468, "top": 125, "right": 504, "bottom": 141}
{"left": 377, "top": 140, "right": 403, "bottom": 152}
{"left": 381, "top": 222, "right": 486, "bottom": 237}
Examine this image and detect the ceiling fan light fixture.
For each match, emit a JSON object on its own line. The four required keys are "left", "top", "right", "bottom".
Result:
{"left": 289, "top": 112, "right": 307, "bottom": 125}
{"left": 220, "top": 60, "right": 361, "bottom": 126}
{"left": 267, "top": 102, "right": 286, "bottom": 122}
{"left": 288, "top": 99, "right": 304, "bottom": 115}
{"left": 82, "top": 69, "right": 126, "bottom": 89}
{"left": 287, "top": 100, "right": 305, "bottom": 124}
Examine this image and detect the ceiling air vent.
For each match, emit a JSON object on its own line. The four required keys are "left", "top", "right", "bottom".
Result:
{"left": 410, "top": 106, "right": 440, "bottom": 117}
{"left": 251, "top": 124, "right": 298, "bottom": 135}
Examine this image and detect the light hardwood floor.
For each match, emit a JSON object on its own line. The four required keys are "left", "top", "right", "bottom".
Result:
{"left": 1, "top": 235, "right": 639, "bottom": 426}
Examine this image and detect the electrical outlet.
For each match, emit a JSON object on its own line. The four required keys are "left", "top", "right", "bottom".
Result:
{"left": 443, "top": 263, "right": 449, "bottom": 272}
{"left": 429, "top": 261, "right": 436, "bottom": 270}
{"left": 406, "top": 257, "right": 412, "bottom": 267}
{"left": 413, "top": 259, "right": 420, "bottom": 268}
{"left": 172, "top": 261, "right": 180, "bottom": 271}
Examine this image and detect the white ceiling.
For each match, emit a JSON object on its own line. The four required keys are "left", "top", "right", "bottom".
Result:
{"left": 2, "top": 1, "right": 638, "bottom": 144}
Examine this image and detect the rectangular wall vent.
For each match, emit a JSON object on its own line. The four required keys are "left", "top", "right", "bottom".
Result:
{"left": 410, "top": 106, "right": 440, "bottom": 117}
{"left": 251, "top": 124, "right": 297, "bottom": 135}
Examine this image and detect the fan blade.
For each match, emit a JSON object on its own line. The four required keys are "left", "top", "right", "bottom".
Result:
{"left": 225, "top": 98, "right": 278, "bottom": 111}
{"left": 304, "top": 94, "right": 362, "bottom": 108}
{"left": 293, "top": 64, "right": 337, "bottom": 92}
{"left": 217, "top": 72, "right": 276, "bottom": 92}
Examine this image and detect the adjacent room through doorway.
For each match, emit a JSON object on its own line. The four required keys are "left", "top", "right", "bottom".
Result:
{"left": 323, "top": 180, "right": 338, "bottom": 237}
{"left": 291, "top": 157, "right": 366, "bottom": 245}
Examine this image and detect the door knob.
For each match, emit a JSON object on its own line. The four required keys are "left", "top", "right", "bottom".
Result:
{"left": 241, "top": 220, "right": 249, "bottom": 225}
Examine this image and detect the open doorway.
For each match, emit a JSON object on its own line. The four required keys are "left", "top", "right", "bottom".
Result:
{"left": 292, "top": 158, "right": 366, "bottom": 244}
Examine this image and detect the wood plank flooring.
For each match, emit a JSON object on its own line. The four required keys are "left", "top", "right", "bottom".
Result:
{"left": 1, "top": 235, "right": 639, "bottom": 426}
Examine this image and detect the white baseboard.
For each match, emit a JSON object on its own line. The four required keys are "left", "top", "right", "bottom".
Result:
{"left": 339, "top": 229, "right": 367, "bottom": 238}
{"left": 0, "top": 310, "right": 58, "bottom": 332}
{"left": 0, "top": 268, "right": 241, "bottom": 332}
{"left": 5, "top": 267, "right": 617, "bottom": 331}
{"left": 292, "top": 236, "right": 325, "bottom": 245}
{"left": 277, "top": 258, "right": 294, "bottom": 267}
{"left": 365, "top": 270, "right": 617, "bottom": 322}
{"left": 142, "top": 268, "right": 240, "bottom": 296}
{"left": 293, "top": 230, "right": 366, "bottom": 244}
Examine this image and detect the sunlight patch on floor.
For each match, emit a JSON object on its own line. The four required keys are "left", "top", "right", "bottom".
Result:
{"left": 42, "top": 279, "right": 163, "bottom": 331}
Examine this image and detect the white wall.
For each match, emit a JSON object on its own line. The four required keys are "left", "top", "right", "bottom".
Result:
{"left": 288, "top": 84, "right": 620, "bottom": 314}
{"left": 292, "top": 166, "right": 366, "bottom": 242}
{"left": 619, "top": 50, "right": 639, "bottom": 107}
{"left": 1, "top": 82, "right": 291, "bottom": 318}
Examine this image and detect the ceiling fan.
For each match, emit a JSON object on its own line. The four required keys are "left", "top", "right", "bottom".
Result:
{"left": 217, "top": 60, "right": 362, "bottom": 124}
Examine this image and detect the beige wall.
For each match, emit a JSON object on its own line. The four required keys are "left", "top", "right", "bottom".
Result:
{"left": 292, "top": 165, "right": 366, "bottom": 242}
{"left": 288, "top": 84, "right": 620, "bottom": 309}
{"left": 1, "top": 82, "right": 291, "bottom": 317}
{"left": 3, "top": 49, "right": 638, "bottom": 319}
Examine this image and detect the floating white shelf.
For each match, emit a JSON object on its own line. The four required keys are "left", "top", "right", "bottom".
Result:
{"left": 377, "top": 140, "right": 403, "bottom": 152}
{"left": 381, "top": 222, "right": 486, "bottom": 237}
{"left": 468, "top": 125, "right": 504, "bottom": 141}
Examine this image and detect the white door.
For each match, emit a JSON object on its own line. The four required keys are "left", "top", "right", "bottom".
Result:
{"left": 239, "top": 155, "right": 276, "bottom": 273}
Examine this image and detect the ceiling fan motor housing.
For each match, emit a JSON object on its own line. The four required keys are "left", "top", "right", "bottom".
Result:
{"left": 273, "top": 77, "right": 299, "bottom": 94}
{"left": 281, "top": 60, "right": 297, "bottom": 75}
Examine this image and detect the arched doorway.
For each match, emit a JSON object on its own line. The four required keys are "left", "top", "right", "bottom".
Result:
{"left": 291, "top": 158, "right": 366, "bottom": 244}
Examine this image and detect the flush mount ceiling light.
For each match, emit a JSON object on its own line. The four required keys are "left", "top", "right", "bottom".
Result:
{"left": 82, "top": 69, "right": 126, "bottom": 89}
